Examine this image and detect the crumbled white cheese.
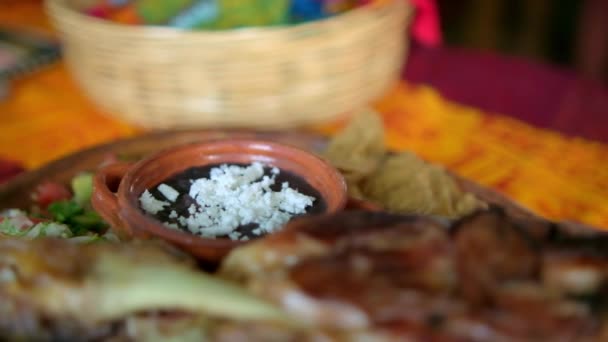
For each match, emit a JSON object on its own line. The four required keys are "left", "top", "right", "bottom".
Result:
{"left": 228, "top": 232, "right": 241, "bottom": 241}
{"left": 138, "top": 162, "right": 315, "bottom": 240}
{"left": 158, "top": 183, "right": 180, "bottom": 202}
{"left": 139, "top": 190, "right": 169, "bottom": 215}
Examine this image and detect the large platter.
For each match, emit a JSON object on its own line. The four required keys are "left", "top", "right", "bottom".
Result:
{"left": 0, "top": 129, "right": 593, "bottom": 231}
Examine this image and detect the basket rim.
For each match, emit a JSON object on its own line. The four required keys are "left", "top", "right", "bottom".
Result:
{"left": 45, "top": 0, "right": 406, "bottom": 38}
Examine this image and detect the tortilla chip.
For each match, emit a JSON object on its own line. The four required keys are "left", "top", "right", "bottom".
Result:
{"left": 342, "top": 172, "right": 366, "bottom": 199}
{"left": 456, "top": 193, "right": 485, "bottom": 214}
{"left": 323, "top": 109, "right": 484, "bottom": 219}
{"left": 361, "top": 153, "right": 482, "bottom": 218}
{"left": 361, "top": 153, "right": 430, "bottom": 214}
{"left": 323, "top": 109, "right": 386, "bottom": 179}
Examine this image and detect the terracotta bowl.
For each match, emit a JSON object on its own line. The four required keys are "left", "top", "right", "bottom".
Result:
{"left": 92, "top": 139, "right": 348, "bottom": 262}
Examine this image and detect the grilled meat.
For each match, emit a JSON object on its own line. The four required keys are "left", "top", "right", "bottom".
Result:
{"left": 221, "top": 209, "right": 608, "bottom": 341}
{"left": 2, "top": 208, "right": 608, "bottom": 341}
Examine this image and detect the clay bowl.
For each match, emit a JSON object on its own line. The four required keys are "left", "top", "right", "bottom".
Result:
{"left": 92, "top": 139, "right": 348, "bottom": 262}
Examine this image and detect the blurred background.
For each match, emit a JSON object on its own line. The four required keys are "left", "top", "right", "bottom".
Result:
{"left": 438, "top": 0, "right": 608, "bottom": 84}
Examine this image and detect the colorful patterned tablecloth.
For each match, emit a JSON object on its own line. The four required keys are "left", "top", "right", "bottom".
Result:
{"left": 1, "top": 1, "right": 607, "bottom": 229}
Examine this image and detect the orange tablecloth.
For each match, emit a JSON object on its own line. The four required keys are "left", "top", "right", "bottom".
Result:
{"left": 2, "top": 1, "right": 608, "bottom": 228}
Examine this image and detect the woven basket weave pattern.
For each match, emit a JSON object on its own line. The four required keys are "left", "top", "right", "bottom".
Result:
{"left": 46, "top": 0, "right": 412, "bottom": 128}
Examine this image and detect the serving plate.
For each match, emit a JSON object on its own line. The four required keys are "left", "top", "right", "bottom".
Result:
{"left": 0, "top": 129, "right": 595, "bottom": 232}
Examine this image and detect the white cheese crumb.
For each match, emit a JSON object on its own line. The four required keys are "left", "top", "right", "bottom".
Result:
{"left": 158, "top": 183, "right": 180, "bottom": 202}
{"left": 139, "top": 190, "right": 169, "bottom": 215}
{"left": 140, "top": 162, "right": 315, "bottom": 241}
{"left": 184, "top": 162, "right": 314, "bottom": 240}
{"left": 164, "top": 223, "right": 180, "bottom": 230}
{"left": 188, "top": 204, "right": 197, "bottom": 215}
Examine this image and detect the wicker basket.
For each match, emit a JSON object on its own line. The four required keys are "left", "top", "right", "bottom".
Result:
{"left": 46, "top": 0, "right": 412, "bottom": 129}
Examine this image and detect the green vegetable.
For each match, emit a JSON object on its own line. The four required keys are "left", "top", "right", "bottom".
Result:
{"left": 71, "top": 172, "right": 94, "bottom": 207}
{"left": 0, "top": 216, "right": 76, "bottom": 240}
{"left": 48, "top": 200, "right": 107, "bottom": 236}
{"left": 71, "top": 211, "right": 106, "bottom": 233}
{"left": 48, "top": 201, "right": 82, "bottom": 222}
{"left": 50, "top": 172, "right": 109, "bottom": 237}
{"left": 3, "top": 173, "right": 110, "bottom": 242}
{"left": 0, "top": 219, "right": 25, "bottom": 237}
{"left": 24, "top": 222, "right": 73, "bottom": 239}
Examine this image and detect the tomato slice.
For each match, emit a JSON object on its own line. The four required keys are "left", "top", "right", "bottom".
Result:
{"left": 28, "top": 216, "right": 47, "bottom": 224}
{"left": 32, "top": 181, "right": 72, "bottom": 209}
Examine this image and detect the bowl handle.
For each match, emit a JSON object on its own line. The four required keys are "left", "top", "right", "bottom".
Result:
{"left": 92, "top": 162, "right": 132, "bottom": 239}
